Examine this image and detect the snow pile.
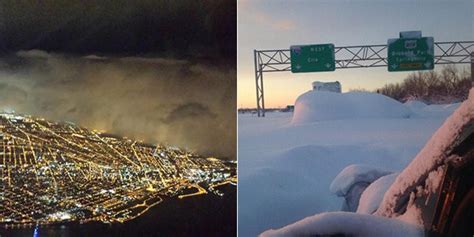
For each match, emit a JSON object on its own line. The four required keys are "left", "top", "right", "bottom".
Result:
{"left": 330, "top": 164, "right": 392, "bottom": 196}
{"left": 404, "top": 100, "right": 427, "bottom": 111}
{"left": 357, "top": 173, "right": 398, "bottom": 214}
{"left": 291, "top": 91, "right": 412, "bottom": 124}
{"left": 376, "top": 88, "right": 474, "bottom": 218}
{"left": 259, "top": 211, "right": 423, "bottom": 237}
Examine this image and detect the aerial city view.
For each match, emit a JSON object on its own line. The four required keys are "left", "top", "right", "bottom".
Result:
{"left": 0, "top": 0, "right": 236, "bottom": 236}
{"left": 0, "top": 112, "right": 236, "bottom": 227}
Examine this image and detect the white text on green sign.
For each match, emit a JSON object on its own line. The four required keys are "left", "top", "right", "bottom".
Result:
{"left": 387, "top": 37, "right": 434, "bottom": 72}
{"left": 290, "top": 44, "right": 335, "bottom": 73}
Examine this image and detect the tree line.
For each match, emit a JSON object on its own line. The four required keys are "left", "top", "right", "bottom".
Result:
{"left": 376, "top": 65, "right": 472, "bottom": 104}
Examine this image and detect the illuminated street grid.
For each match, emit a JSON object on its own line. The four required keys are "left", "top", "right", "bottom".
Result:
{"left": 0, "top": 113, "right": 236, "bottom": 228}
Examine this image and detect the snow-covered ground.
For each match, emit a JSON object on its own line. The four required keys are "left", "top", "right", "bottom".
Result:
{"left": 238, "top": 91, "right": 460, "bottom": 237}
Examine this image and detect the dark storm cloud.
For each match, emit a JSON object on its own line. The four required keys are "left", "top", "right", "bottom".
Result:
{"left": 163, "top": 103, "right": 216, "bottom": 123}
{"left": 0, "top": 0, "right": 236, "bottom": 62}
{"left": 0, "top": 51, "right": 236, "bottom": 160}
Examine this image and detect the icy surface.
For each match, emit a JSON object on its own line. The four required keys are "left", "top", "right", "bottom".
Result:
{"left": 357, "top": 173, "right": 398, "bottom": 214}
{"left": 376, "top": 88, "right": 474, "bottom": 217}
{"left": 238, "top": 92, "right": 460, "bottom": 237}
{"left": 330, "top": 164, "right": 392, "bottom": 196}
{"left": 259, "top": 211, "right": 423, "bottom": 237}
{"left": 291, "top": 91, "right": 412, "bottom": 124}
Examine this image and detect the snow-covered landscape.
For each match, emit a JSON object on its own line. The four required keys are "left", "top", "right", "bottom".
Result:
{"left": 238, "top": 88, "right": 467, "bottom": 236}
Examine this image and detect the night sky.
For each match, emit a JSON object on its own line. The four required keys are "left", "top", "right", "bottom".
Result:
{"left": 0, "top": 0, "right": 237, "bottom": 160}
{"left": 0, "top": 0, "right": 236, "bottom": 62}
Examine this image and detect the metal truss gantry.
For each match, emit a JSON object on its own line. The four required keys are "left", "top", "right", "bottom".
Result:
{"left": 254, "top": 41, "right": 474, "bottom": 117}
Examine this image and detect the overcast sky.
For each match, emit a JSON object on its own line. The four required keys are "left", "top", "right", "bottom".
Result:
{"left": 0, "top": 1, "right": 237, "bottom": 160}
{"left": 238, "top": 0, "right": 473, "bottom": 108}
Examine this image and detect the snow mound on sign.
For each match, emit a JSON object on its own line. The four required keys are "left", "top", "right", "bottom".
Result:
{"left": 291, "top": 91, "right": 412, "bottom": 124}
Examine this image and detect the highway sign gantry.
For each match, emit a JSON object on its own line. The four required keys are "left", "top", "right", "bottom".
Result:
{"left": 254, "top": 38, "right": 473, "bottom": 117}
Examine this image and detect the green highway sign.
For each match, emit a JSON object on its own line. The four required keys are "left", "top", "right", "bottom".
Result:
{"left": 387, "top": 37, "right": 434, "bottom": 72}
{"left": 290, "top": 44, "right": 335, "bottom": 73}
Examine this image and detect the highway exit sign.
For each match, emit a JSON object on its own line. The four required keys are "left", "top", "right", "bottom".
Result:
{"left": 290, "top": 44, "right": 335, "bottom": 73}
{"left": 387, "top": 36, "right": 434, "bottom": 72}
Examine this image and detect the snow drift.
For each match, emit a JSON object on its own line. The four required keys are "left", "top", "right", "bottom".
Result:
{"left": 239, "top": 86, "right": 461, "bottom": 236}
{"left": 291, "top": 91, "right": 412, "bottom": 124}
{"left": 258, "top": 88, "right": 473, "bottom": 236}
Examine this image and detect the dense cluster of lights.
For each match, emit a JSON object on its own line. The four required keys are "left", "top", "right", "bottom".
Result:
{"left": 0, "top": 113, "right": 236, "bottom": 228}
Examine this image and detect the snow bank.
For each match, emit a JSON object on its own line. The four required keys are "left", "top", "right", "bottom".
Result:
{"left": 376, "top": 88, "right": 474, "bottom": 218}
{"left": 259, "top": 211, "right": 423, "bottom": 237}
{"left": 357, "top": 173, "right": 398, "bottom": 214}
{"left": 291, "top": 91, "right": 412, "bottom": 124}
{"left": 330, "top": 164, "right": 392, "bottom": 196}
